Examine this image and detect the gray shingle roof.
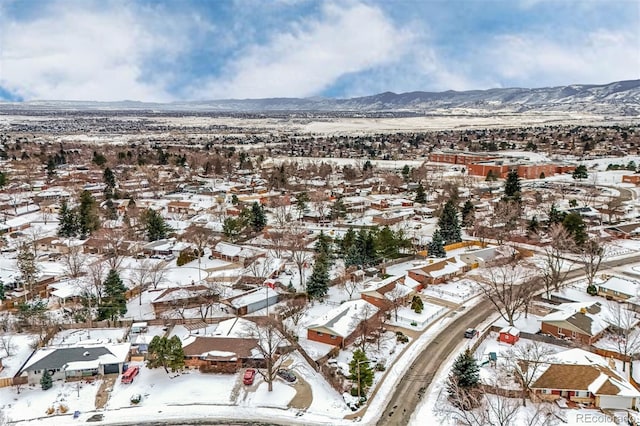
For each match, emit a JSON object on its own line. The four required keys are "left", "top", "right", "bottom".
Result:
{"left": 25, "top": 347, "right": 113, "bottom": 371}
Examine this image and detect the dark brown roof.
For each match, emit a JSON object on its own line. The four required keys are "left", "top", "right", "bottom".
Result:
{"left": 182, "top": 337, "right": 259, "bottom": 361}
{"left": 532, "top": 364, "right": 626, "bottom": 395}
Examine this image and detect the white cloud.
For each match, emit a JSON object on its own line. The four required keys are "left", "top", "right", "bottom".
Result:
{"left": 484, "top": 29, "right": 640, "bottom": 86}
{"left": 196, "top": 2, "right": 413, "bottom": 99}
{"left": 0, "top": 2, "right": 191, "bottom": 101}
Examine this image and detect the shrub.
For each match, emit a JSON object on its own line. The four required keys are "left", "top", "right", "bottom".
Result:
{"left": 176, "top": 251, "right": 196, "bottom": 266}
{"left": 411, "top": 321, "right": 418, "bottom": 327}
{"left": 587, "top": 284, "right": 597, "bottom": 296}
{"left": 375, "top": 362, "right": 386, "bottom": 372}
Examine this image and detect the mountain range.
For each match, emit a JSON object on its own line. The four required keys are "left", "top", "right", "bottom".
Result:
{"left": 1, "top": 80, "right": 639, "bottom": 115}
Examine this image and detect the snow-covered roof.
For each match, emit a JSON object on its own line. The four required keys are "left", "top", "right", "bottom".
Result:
{"left": 541, "top": 301, "right": 609, "bottom": 336}
{"left": 598, "top": 276, "right": 640, "bottom": 297}
{"left": 308, "top": 299, "right": 379, "bottom": 338}
{"left": 499, "top": 326, "right": 520, "bottom": 336}
{"left": 229, "top": 287, "right": 278, "bottom": 308}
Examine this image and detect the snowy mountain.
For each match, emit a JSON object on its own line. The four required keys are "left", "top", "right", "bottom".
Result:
{"left": 1, "top": 80, "right": 639, "bottom": 115}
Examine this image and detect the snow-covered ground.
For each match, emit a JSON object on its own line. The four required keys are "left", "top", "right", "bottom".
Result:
{"left": 422, "top": 278, "right": 482, "bottom": 303}
{"left": 50, "top": 328, "right": 128, "bottom": 346}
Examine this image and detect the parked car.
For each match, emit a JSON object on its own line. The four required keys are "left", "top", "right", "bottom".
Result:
{"left": 276, "top": 369, "right": 296, "bottom": 383}
{"left": 464, "top": 328, "right": 477, "bottom": 339}
{"left": 121, "top": 366, "right": 139, "bottom": 384}
{"left": 243, "top": 368, "right": 256, "bottom": 385}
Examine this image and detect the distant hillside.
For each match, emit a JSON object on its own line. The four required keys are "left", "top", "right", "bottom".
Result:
{"left": 1, "top": 80, "right": 639, "bottom": 115}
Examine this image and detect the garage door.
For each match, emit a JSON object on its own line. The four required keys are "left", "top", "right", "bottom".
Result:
{"left": 599, "top": 395, "right": 630, "bottom": 409}
{"left": 103, "top": 364, "right": 120, "bottom": 374}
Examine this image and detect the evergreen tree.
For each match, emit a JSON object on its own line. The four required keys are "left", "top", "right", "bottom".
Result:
{"left": 340, "top": 228, "right": 357, "bottom": 255}
{"left": 77, "top": 191, "right": 100, "bottom": 238}
{"left": 503, "top": 169, "right": 522, "bottom": 202}
{"left": 349, "top": 349, "right": 374, "bottom": 397}
{"left": 447, "top": 348, "right": 480, "bottom": 409}
{"left": 40, "top": 369, "right": 53, "bottom": 390}
{"left": 295, "top": 192, "right": 309, "bottom": 219}
{"left": 548, "top": 202, "right": 564, "bottom": 225}
{"left": 103, "top": 167, "right": 117, "bottom": 199}
{"left": 147, "top": 335, "right": 185, "bottom": 373}
{"left": 98, "top": 269, "right": 127, "bottom": 321}
{"left": 0, "top": 170, "right": 7, "bottom": 188}
{"left": 330, "top": 198, "right": 347, "bottom": 220}
{"left": 376, "top": 226, "right": 399, "bottom": 260}
{"left": 414, "top": 184, "right": 427, "bottom": 204}
{"left": 142, "top": 208, "right": 172, "bottom": 241}
{"left": 222, "top": 217, "right": 243, "bottom": 242}
{"left": 461, "top": 200, "right": 475, "bottom": 227}
{"left": 314, "top": 231, "right": 332, "bottom": 261}
{"left": 427, "top": 229, "right": 446, "bottom": 258}
{"left": 17, "top": 243, "right": 38, "bottom": 301}
{"left": 57, "top": 200, "right": 78, "bottom": 238}
{"left": 486, "top": 170, "right": 497, "bottom": 181}
{"left": 563, "top": 212, "right": 588, "bottom": 246}
{"left": 410, "top": 295, "right": 424, "bottom": 313}
{"left": 307, "top": 259, "right": 329, "bottom": 300}
{"left": 104, "top": 199, "right": 118, "bottom": 221}
{"left": 401, "top": 164, "right": 411, "bottom": 182}
{"left": 437, "top": 200, "right": 462, "bottom": 244}
{"left": 572, "top": 164, "right": 588, "bottom": 180}
{"left": 0, "top": 280, "right": 5, "bottom": 301}
{"left": 527, "top": 215, "right": 539, "bottom": 235}
{"left": 249, "top": 201, "right": 267, "bottom": 232}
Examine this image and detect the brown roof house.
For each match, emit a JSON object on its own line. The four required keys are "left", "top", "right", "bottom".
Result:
{"left": 539, "top": 302, "right": 609, "bottom": 345}
{"left": 182, "top": 336, "right": 264, "bottom": 373}
{"left": 531, "top": 348, "right": 640, "bottom": 409}
{"left": 307, "top": 299, "right": 381, "bottom": 348}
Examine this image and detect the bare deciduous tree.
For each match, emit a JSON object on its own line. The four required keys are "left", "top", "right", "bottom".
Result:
{"left": 103, "top": 227, "right": 127, "bottom": 272}
{"left": 245, "top": 318, "right": 290, "bottom": 392}
{"left": 62, "top": 243, "right": 87, "bottom": 278}
{"left": 0, "top": 335, "right": 16, "bottom": 357}
{"left": 502, "top": 341, "right": 556, "bottom": 406}
{"left": 181, "top": 225, "right": 215, "bottom": 282}
{"left": 148, "top": 260, "right": 169, "bottom": 290}
{"left": 288, "top": 230, "right": 312, "bottom": 291}
{"left": 605, "top": 302, "right": 640, "bottom": 372}
{"left": 478, "top": 260, "right": 537, "bottom": 326}
{"left": 539, "top": 224, "right": 575, "bottom": 298}
{"left": 581, "top": 239, "right": 605, "bottom": 289}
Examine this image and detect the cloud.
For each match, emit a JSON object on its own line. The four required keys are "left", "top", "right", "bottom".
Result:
{"left": 484, "top": 29, "right": 640, "bottom": 86}
{"left": 195, "top": 2, "right": 413, "bottom": 99}
{"left": 0, "top": 1, "right": 194, "bottom": 101}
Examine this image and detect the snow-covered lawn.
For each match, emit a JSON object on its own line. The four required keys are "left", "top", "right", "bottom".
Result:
{"left": 0, "top": 334, "right": 38, "bottom": 378}
{"left": 493, "top": 315, "right": 542, "bottom": 334}
{"left": 50, "top": 328, "right": 128, "bottom": 345}
{"left": 389, "top": 303, "right": 447, "bottom": 329}
{"left": 422, "top": 278, "right": 482, "bottom": 303}
{"left": 0, "top": 378, "right": 101, "bottom": 423}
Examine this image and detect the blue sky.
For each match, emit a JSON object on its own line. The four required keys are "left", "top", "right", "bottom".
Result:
{"left": 0, "top": 0, "right": 638, "bottom": 102}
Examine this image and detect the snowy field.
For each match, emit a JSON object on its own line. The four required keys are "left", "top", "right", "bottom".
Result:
{"left": 388, "top": 302, "right": 447, "bottom": 329}
{"left": 50, "top": 328, "right": 128, "bottom": 346}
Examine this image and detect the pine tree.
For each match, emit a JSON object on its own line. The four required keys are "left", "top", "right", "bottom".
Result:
{"left": 437, "top": 200, "right": 462, "bottom": 244}
{"left": 563, "top": 212, "right": 588, "bottom": 246}
{"left": 142, "top": 208, "right": 172, "bottom": 241}
{"left": 307, "top": 259, "right": 329, "bottom": 300}
{"left": 330, "top": 198, "right": 347, "bottom": 220}
{"left": 314, "top": 231, "right": 332, "bottom": 261}
{"left": 77, "top": 191, "right": 100, "bottom": 238}
{"left": 103, "top": 167, "right": 117, "bottom": 199}
{"left": 98, "top": 269, "right": 127, "bottom": 321}
{"left": 0, "top": 281, "right": 5, "bottom": 301}
{"left": 410, "top": 295, "right": 424, "bottom": 313}
{"left": 57, "top": 200, "right": 78, "bottom": 238}
{"left": 527, "top": 215, "right": 539, "bottom": 235}
{"left": 427, "top": 229, "right": 446, "bottom": 258}
{"left": 17, "top": 243, "right": 38, "bottom": 301}
{"left": 548, "top": 202, "right": 564, "bottom": 226}
{"left": 461, "top": 200, "right": 475, "bottom": 227}
{"left": 349, "top": 349, "right": 374, "bottom": 398}
{"left": 447, "top": 348, "right": 480, "bottom": 409}
{"left": 572, "top": 164, "right": 588, "bottom": 180}
{"left": 40, "top": 369, "right": 53, "bottom": 390}
{"left": 504, "top": 169, "right": 521, "bottom": 202}
{"left": 250, "top": 201, "right": 267, "bottom": 232}
{"left": 414, "top": 184, "right": 427, "bottom": 204}
{"left": 147, "top": 335, "right": 185, "bottom": 373}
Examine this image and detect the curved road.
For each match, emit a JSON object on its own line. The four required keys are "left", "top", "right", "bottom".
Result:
{"left": 376, "top": 253, "right": 640, "bottom": 426}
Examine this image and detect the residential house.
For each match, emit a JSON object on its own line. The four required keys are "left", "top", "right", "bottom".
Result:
{"left": 307, "top": 299, "right": 381, "bottom": 348}
{"left": 182, "top": 336, "right": 264, "bottom": 373}
{"left": 167, "top": 200, "right": 199, "bottom": 217}
{"left": 16, "top": 343, "right": 130, "bottom": 385}
{"left": 210, "top": 241, "right": 265, "bottom": 266}
{"left": 531, "top": 348, "right": 640, "bottom": 409}
{"left": 359, "top": 275, "right": 412, "bottom": 310}
{"left": 539, "top": 302, "right": 608, "bottom": 345}
{"left": 597, "top": 276, "right": 640, "bottom": 301}
{"left": 151, "top": 285, "right": 213, "bottom": 316}
{"left": 407, "top": 257, "right": 470, "bottom": 289}
{"left": 227, "top": 287, "right": 279, "bottom": 316}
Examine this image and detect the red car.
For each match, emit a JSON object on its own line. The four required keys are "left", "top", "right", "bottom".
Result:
{"left": 121, "top": 366, "right": 139, "bottom": 384}
{"left": 243, "top": 368, "right": 256, "bottom": 385}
